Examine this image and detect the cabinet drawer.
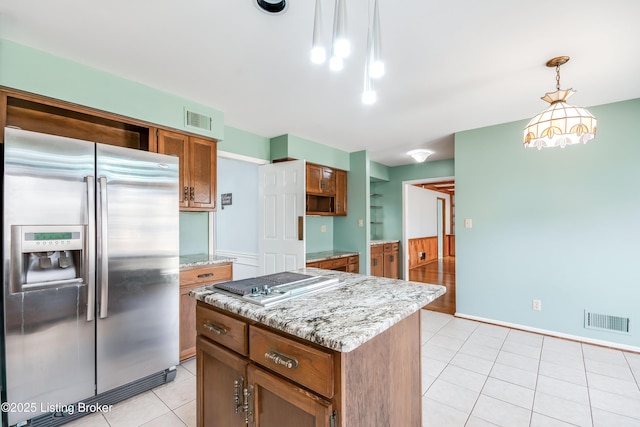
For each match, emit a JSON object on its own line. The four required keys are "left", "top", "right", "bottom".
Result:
{"left": 348, "top": 256, "right": 359, "bottom": 264}
{"left": 383, "top": 243, "right": 393, "bottom": 252}
{"left": 319, "top": 257, "right": 348, "bottom": 270}
{"left": 181, "top": 264, "right": 232, "bottom": 286}
{"left": 249, "top": 326, "right": 334, "bottom": 398}
{"left": 196, "top": 303, "right": 248, "bottom": 356}
{"left": 370, "top": 244, "right": 383, "bottom": 254}
{"left": 306, "top": 261, "right": 320, "bottom": 268}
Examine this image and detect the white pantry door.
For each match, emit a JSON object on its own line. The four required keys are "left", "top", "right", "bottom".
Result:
{"left": 258, "top": 160, "right": 306, "bottom": 275}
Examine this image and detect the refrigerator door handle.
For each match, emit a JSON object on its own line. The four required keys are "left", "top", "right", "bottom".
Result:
{"left": 98, "top": 176, "right": 109, "bottom": 319}
{"left": 86, "top": 176, "right": 96, "bottom": 322}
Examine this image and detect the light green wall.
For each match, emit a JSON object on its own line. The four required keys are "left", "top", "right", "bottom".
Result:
{"left": 306, "top": 216, "right": 335, "bottom": 253}
{"left": 0, "top": 39, "right": 224, "bottom": 139}
{"left": 455, "top": 98, "right": 640, "bottom": 347}
{"left": 370, "top": 161, "right": 390, "bottom": 182}
{"left": 270, "top": 134, "right": 351, "bottom": 171}
{"left": 334, "top": 151, "right": 370, "bottom": 273}
{"left": 219, "top": 126, "right": 270, "bottom": 161}
{"left": 179, "top": 212, "right": 209, "bottom": 255}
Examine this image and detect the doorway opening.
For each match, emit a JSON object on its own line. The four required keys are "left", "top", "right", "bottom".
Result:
{"left": 402, "top": 178, "right": 456, "bottom": 315}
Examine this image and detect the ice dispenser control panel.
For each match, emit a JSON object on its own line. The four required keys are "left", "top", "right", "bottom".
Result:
{"left": 21, "top": 228, "right": 83, "bottom": 252}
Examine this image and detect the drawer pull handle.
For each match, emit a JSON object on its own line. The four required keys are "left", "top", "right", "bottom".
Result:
{"left": 264, "top": 350, "right": 298, "bottom": 369}
{"left": 197, "top": 272, "right": 214, "bottom": 278}
{"left": 203, "top": 322, "right": 227, "bottom": 335}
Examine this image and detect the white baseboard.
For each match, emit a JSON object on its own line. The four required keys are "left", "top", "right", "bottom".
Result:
{"left": 216, "top": 250, "right": 259, "bottom": 280}
{"left": 455, "top": 312, "right": 640, "bottom": 354}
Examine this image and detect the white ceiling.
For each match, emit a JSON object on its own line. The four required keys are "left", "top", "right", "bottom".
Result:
{"left": 1, "top": 0, "right": 639, "bottom": 166}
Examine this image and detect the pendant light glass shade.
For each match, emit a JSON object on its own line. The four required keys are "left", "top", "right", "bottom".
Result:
{"left": 524, "top": 89, "right": 597, "bottom": 149}
{"left": 523, "top": 56, "right": 597, "bottom": 150}
{"left": 362, "top": 62, "right": 376, "bottom": 104}
{"left": 331, "top": 0, "right": 350, "bottom": 59}
{"left": 367, "top": 0, "right": 384, "bottom": 79}
{"left": 310, "top": 0, "right": 326, "bottom": 64}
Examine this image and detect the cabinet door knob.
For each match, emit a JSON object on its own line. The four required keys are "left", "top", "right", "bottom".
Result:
{"left": 264, "top": 350, "right": 298, "bottom": 369}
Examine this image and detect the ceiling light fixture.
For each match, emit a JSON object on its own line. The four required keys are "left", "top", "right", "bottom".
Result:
{"left": 524, "top": 56, "right": 597, "bottom": 150}
{"left": 407, "top": 149, "right": 432, "bottom": 163}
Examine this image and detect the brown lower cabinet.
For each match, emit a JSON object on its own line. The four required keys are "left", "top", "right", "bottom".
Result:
{"left": 306, "top": 254, "right": 359, "bottom": 273}
{"left": 197, "top": 337, "right": 333, "bottom": 427}
{"left": 371, "top": 243, "right": 399, "bottom": 278}
{"left": 196, "top": 301, "right": 421, "bottom": 426}
{"left": 180, "top": 263, "right": 233, "bottom": 361}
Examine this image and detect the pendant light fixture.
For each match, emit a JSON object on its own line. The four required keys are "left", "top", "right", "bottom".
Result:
{"left": 310, "top": 0, "right": 326, "bottom": 64}
{"left": 310, "top": 0, "right": 386, "bottom": 103}
{"left": 367, "top": 0, "right": 384, "bottom": 79}
{"left": 361, "top": 11, "right": 376, "bottom": 104}
{"left": 524, "top": 56, "right": 597, "bottom": 149}
{"left": 362, "top": 50, "right": 376, "bottom": 104}
{"left": 331, "top": 0, "right": 350, "bottom": 60}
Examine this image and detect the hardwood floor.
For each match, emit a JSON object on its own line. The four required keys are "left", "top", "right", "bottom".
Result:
{"left": 408, "top": 257, "right": 456, "bottom": 315}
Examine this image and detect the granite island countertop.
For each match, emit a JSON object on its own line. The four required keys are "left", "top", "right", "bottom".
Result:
{"left": 180, "top": 254, "right": 236, "bottom": 269}
{"left": 306, "top": 250, "right": 359, "bottom": 263}
{"left": 190, "top": 268, "right": 445, "bottom": 353}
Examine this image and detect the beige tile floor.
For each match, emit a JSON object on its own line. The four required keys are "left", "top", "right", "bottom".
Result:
{"left": 64, "top": 359, "right": 197, "bottom": 427}
{"left": 63, "top": 310, "right": 640, "bottom": 427}
{"left": 421, "top": 310, "right": 640, "bottom": 427}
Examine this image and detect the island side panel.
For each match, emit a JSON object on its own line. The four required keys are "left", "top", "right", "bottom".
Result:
{"left": 339, "top": 311, "right": 421, "bottom": 427}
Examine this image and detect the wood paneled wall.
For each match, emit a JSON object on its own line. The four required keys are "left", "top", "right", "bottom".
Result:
{"left": 408, "top": 236, "right": 438, "bottom": 268}
{"left": 408, "top": 235, "right": 456, "bottom": 268}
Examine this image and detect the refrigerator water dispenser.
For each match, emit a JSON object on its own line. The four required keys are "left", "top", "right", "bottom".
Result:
{"left": 11, "top": 224, "right": 86, "bottom": 293}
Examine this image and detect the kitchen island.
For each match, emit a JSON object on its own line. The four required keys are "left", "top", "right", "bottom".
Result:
{"left": 190, "top": 268, "right": 445, "bottom": 427}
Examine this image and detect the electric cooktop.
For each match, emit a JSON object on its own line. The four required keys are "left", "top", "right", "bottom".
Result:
{"left": 207, "top": 272, "right": 341, "bottom": 306}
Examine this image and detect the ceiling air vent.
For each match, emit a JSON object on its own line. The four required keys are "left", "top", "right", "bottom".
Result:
{"left": 584, "top": 311, "right": 630, "bottom": 334}
{"left": 185, "top": 109, "right": 212, "bottom": 132}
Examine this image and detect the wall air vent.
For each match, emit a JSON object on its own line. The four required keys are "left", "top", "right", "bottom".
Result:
{"left": 584, "top": 311, "right": 630, "bottom": 334}
{"left": 185, "top": 109, "right": 212, "bottom": 132}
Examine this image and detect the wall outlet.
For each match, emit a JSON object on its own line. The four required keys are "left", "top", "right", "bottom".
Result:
{"left": 465, "top": 218, "right": 473, "bottom": 228}
{"left": 358, "top": 219, "right": 364, "bottom": 227}
{"left": 321, "top": 225, "right": 327, "bottom": 233}
{"left": 532, "top": 299, "right": 542, "bottom": 311}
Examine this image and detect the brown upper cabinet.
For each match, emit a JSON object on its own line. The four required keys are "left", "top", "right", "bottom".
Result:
{"left": 335, "top": 169, "right": 347, "bottom": 216}
{"left": 306, "top": 163, "right": 335, "bottom": 195}
{"left": 157, "top": 130, "right": 217, "bottom": 211}
{"left": 305, "top": 163, "right": 347, "bottom": 216}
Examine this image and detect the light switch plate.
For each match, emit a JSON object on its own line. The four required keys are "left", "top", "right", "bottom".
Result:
{"left": 465, "top": 218, "right": 473, "bottom": 228}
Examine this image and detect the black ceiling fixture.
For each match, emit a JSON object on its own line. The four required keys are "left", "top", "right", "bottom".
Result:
{"left": 255, "top": 0, "right": 288, "bottom": 14}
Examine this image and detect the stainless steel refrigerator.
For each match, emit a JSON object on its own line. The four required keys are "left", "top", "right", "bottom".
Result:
{"left": 1, "top": 127, "right": 179, "bottom": 426}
